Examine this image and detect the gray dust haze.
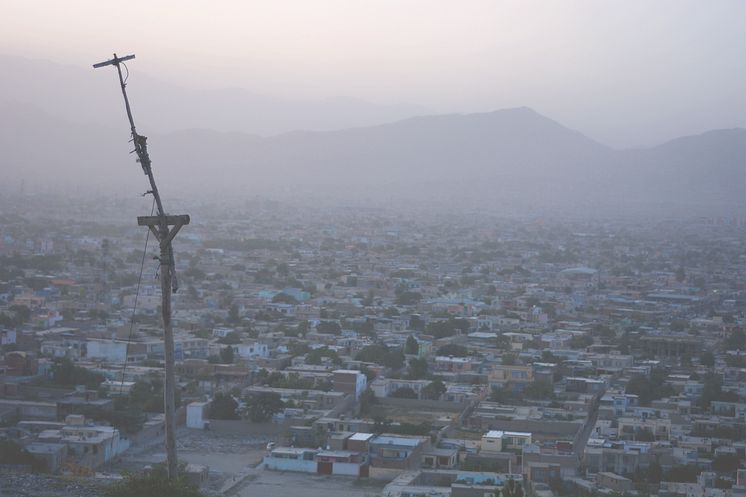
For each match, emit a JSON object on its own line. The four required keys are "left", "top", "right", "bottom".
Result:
{"left": 1, "top": 1, "right": 745, "bottom": 217}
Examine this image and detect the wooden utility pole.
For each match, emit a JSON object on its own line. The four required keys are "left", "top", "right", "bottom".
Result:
{"left": 93, "top": 53, "right": 188, "bottom": 480}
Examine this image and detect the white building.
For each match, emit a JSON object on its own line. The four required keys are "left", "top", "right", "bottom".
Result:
{"left": 481, "top": 430, "right": 532, "bottom": 455}
{"left": 370, "top": 378, "right": 429, "bottom": 399}
{"left": 235, "top": 342, "right": 269, "bottom": 359}
{"left": 86, "top": 339, "right": 128, "bottom": 363}
{"left": 0, "top": 329, "right": 16, "bottom": 345}
{"left": 186, "top": 401, "right": 210, "bottom": 429}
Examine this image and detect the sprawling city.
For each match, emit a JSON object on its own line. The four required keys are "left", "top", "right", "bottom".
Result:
{"left": 2, "top": 191, "right": 746, "bottom": 497}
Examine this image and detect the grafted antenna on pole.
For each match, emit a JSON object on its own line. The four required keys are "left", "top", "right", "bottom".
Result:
{"left": 93, "top": 53, "right": 186, "bottom": 481}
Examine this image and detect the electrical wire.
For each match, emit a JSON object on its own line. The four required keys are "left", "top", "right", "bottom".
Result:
{"left": 118, "top": 197, "right": 155, "bottom": 395}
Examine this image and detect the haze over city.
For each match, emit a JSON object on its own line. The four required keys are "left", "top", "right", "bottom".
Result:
{"left": 2, "top": 1, "right": 746, "bottom": 215}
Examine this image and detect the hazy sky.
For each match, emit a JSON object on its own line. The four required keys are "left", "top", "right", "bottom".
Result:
{"left": 2, "top": 0, "right": 746, "bottom": 147}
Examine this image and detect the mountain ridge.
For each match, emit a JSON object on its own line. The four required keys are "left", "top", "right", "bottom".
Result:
{"left": 0, "top": 54, "right": 428, "bottom": 137}
{"left": 1, "top": 100, "right": 744, "bottom": 214}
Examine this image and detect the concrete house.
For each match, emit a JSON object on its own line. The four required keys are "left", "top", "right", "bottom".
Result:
{"left": 369, "top": 435, "right": 429, "bottom": 469}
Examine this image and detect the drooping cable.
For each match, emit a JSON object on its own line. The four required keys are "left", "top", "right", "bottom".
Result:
{"left": 118, "top": 197, "right": 156, "bottom": 394}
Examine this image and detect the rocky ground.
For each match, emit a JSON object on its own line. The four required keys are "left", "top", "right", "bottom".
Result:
{"left": 175, "top": 427, "right": 273, "bottom": 454}
{"left": 1, "top": 429, "right": 274, "bottom": 497}
{"left": 0, "top": 474, "right": 107, "bottom": 497}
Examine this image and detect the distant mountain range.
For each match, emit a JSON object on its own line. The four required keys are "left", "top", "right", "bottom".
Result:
{"left": 0, "top": 54, "right": 426, "bottom": 136}
{"left": 1, "top": 54, "right": 745, "bottom": 214}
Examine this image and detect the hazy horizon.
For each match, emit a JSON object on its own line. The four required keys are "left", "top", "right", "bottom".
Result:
{"left": 3, "top": 0, "right": 746, "bottom": 148}
{"left": 2, "top": 1, "right": 746, "bottom": 219}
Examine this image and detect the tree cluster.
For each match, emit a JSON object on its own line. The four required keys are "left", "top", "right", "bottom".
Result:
{"left": 48, "top": 358, "right": 105, "bottom": 389}
{"left": 625, "top": 368, "right": 675, "bottom": 406}
{"left": 356, "top": 344, "right": 405, "bottom": 369}
{"left": 242, "top": 392, "right": 285, "bottom": 422}
{"left": 426, "top": 318, "right": 470, "bottom": 338}
{"left": 209, "top": 392, "right": 239, "bottom": 420}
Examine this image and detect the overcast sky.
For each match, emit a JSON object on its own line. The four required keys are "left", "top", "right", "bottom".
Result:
{"left": 2, "top": 0, "right": 745, "bottom": 147}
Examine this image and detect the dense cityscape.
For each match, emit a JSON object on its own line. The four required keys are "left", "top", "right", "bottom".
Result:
{"left": 2, "top": 193, "right": 746, "bottom": 497}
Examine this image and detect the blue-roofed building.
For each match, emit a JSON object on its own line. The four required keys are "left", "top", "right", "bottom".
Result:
{"left": 369, "top": 434, "right": 429, "bottom": 469}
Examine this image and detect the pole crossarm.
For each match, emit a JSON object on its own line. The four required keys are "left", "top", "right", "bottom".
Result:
{"left": 137, "top": 215, "right": 190, "bottom": 247}
{"left": 137, "top": 214, "right": 191, "bottom": 227}
{"left": 92, "top": 54, "right": 135, "bottom": 68}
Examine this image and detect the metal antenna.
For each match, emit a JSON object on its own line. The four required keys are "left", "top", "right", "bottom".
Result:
{"left": 93, "top": 53, "right": 188, "bottom": 481}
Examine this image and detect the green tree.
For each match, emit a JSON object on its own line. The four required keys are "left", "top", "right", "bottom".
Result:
{"left": 523, "top": 381, "right": 554, "bottom": 400}
{"left": 409, "top": 314, "right": 425, "bottom": 331}
{"left": 209, "top": 392, "right": 239, "bottom": 420}
{"left": 699, "top": 372, "right": 738, "bottom": 409}
{"left": 49, "top": 358, "right": 105, "bottom": 389}
{"left": 700, "top": 351, "right": 715, "bottom": 367}
{"left": 645, "top": 461, "right": 664, "bottom": 483}
{"left": 491, "top": 387, "right": 517, "bottom": 403}
{"left": 436, "top": 344, "right": 468, "bottom": 357}
{"left": 390, "top": 387, "right": 418, "bottom": 399}
{"left": 288, "top": 341, "right": 310, "bottom": 356}
{"left": 243, "top": 392, "right": 285, "bottom": 422}
{"left": 665, "top": 465, "right": 699, "bottom": 483}
{"left": 359, "top": 387, "right": 377, "bottom": 416}
{"left": 306, "top": 346, "right": 341, "bottom": 365}
{"left": 408, "top": 357, "right": 429, "bottom": 379}
{"left": 259, "top": 371, "right": 315, "bottom": 389}
{"left": 9, "top": 304, "right": 31, "bottom": 324}
{"left": 361, "top": 289, "right": 375, "bottom": 307}
{"left": 405, "top": 335, "right": 419, "bottom": 355}
{"left": 540, "top": 351, "right": 558, "bottom": 363}
{"left": 272, "top": 292, "right": 298, "bottom": 304}
{"left": 220, "top": 346, "right": 235, "bottom": 364}
{"left": 74, "top": 396, "right": 147, "bottom": 435}
{"left": 569, "top": 334, "right": 593, "bottom": 349}
{"left": 502, "top": 479, "right": 524, "bottom": 497}
{"left": 228, "top": 304, "right": 240, "bottom": 323}
{"left": 426, "top": 318, "right": 470, "bottom": 338}
{"left": 395, "top": 291, "right": 422, "bottom": 306}
{"left": 358, "top": 319, "right": 376, "bottom": 337}
{"left": 422, "top": 378, "right": 447, "bottom": 400}
{"left": 316, "top": 321, "right": 342, "bottom": 335}
{"left": 356, "top": 344, "right": 404, "bottom": 369}
{"left": 217, "top": 331, "right": 241, "bottom": 344}
{"left": 0, "top": 440, "right": 45, "bottom": 471}
{"left": 635, "top": 429, "right": 655, "bottom": 441}
{"left": 501, "top": 353, "right": 517, "bottom": 365}
{"left": 626, "top": 368, "right": 675, "bottom": 406}
{"left": 670, "top": 319, "right": 688, "bottom": 332}
{"left": 360, "top": 366, "right": 377, "bottom": 382}
{"left": 725, "top": 329, "right": 746, "bottom": 350}
{"left": 725, "top": 355, "right": 746, "bottom": 367}
{"left": 87, "top": 309, "right": 110, "bottom": 321}
{"left": 129, "top": 379, "right": 180, "bottom": 413}
{"left": 296, "top": 320, "right": 309, "bottom": 335}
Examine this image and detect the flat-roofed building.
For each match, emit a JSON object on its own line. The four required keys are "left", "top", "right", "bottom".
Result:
{"left": 332, "top": 369, "right": 367, "bottom": 400}
{"left": 369, "top": 435, "right": 429, "bottom": 469}
{"left": 481, "top": 430, "right": 532, "bottom": 455}
{"left": 596, "top": 472, "right": 633, "bottom": 493}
